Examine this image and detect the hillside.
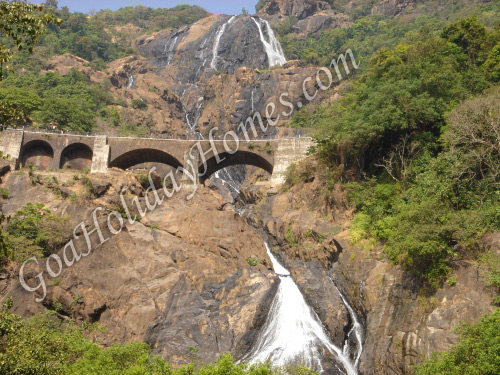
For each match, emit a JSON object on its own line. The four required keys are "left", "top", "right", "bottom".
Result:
{"left": 0, "top": 1, "right": 499, "bottom": 375}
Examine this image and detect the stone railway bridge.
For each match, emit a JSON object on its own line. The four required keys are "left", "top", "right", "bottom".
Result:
{"left": 0, "top": 130, "right": 313, "bottom": 185}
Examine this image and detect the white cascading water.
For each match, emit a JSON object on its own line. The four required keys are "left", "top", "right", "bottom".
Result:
{"left": 242, "top": 243, "right": 359, "bottom": 375}
{"left": 329, "top": 277, "right": 363, "bottom": 369}
{"left": 251, "top": 17, "right": 287, "bottom": 68}
{"left": 163, "top": 36, "right": 178, "bottom": 67}
{"left": 214, "top": 169, "right": 241, "bottom": 195}
{"left": 126, "top": 75, "right": 134, "bottom": 89}
{"left": 211, "top": 16, "right": 236, "bottom": 70}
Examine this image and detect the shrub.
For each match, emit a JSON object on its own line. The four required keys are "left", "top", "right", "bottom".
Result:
{"left": 0, "top": 300, "right": 316, "bottom": 375}
{"left": 246, "top": 257, "right": 260, "bottom": 266}
{"left": 415, "top": 309, "right": 500, "bottom": 375}
{"left": 131, "top": 99, "right": 147, "bottom": 110}
{"left": 7, "top": 203, "right": 69, "bottom": 259}
{"left": 286, "top": 224, "right": 298, "bottom": 247}
{"left": 0, "top": 188, "right": 10, "bottom": 199}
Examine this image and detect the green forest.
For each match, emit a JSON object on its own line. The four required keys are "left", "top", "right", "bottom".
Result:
{"left": 0, "top": 1, "right": 209, "bottom": 131}
{"left": 289, "top": 15, "right": 500, "bottom": 289}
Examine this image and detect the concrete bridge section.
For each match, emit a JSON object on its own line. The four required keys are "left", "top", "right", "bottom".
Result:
{"left": 0, "top": 130, "right": 313, "bottom": 185}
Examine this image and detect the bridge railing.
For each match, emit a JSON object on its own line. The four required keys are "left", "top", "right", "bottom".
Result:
{"left": 1, "top": 125, "right": 312, "bottom": 142}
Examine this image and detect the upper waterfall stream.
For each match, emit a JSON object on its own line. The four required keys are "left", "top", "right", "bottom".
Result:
{"left": 242, "top": 243, "right": 361, "bottom": 375}
{"left": 251, "top": 17, "right": 287, "bottom": 68}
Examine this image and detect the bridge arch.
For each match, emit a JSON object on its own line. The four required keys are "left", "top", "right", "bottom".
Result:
{"left": 20, "top": 140, "right": 54, "bottom": 170}
{"left": 199, "top": 151, "right": 273, "bottom": 183}
{"left": 109, "top": 148, "right": 182, "bottom": 171}
{"left": 60, "top": 143, "right": 93, "bottom": 170}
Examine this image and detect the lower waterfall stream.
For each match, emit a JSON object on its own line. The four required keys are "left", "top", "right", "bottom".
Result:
{"left": 241, "top": 242, "right": 361, "bottom": 375}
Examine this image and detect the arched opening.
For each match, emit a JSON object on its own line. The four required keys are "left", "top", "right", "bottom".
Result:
{"left": 60, "top": 143, "right": 93, "bottom": 170}
{"left": 199, "top": 151, "right": 273, "bottom": 183}
{"left": 109, "top": 149, "right": 182, "bottom": 172}
{"left": 20, "top": 140, "right": 54, "bottom": 171}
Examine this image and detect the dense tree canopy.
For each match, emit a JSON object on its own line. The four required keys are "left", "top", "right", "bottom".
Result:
{"left": 0, "top": 0, "right": 60, "bottom": 79}
{"left": 289, "top": 17, "right": 500, "bottom": 286}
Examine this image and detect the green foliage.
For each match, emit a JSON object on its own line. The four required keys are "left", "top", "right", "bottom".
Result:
{"left": 277, "top": 1, "right": 500, "bottom": 67}
{"left": 132, "top": 99, "right": 148, "bottom": 110}
{"left": 482, "top": 251, "right": 500, "bottom": 305}
{"left": 0, "top": 1, "right": 61, "bottom": 79}
{"left": 34, "top": 96, "right": 95, "bottom": 132}
{"left": 100, "top": 106, "right": 122, "bottom": 126}
{"left": 93, "top": 5, "right": 210, "bottom": 34}
{"left": 284, "top": 161, "right": 315, "bottom": 188}
{"left": 311, "top": 20, "right": 499, "bottom": 171}
{"left": 414, "top": 309, "right": 500, "bottom": 375}
{"left": 0, "top": 300, "right": 316, "bottom": 375}
{"left": 0, "top": 187, "right": 10, "bottom": 199}
{"left": 0, "top": 87, "right": 41, "bottom": 128}
{"left": 117, "top": 121, "right": 148, "bottom": 137}
{"left": 441, "top": 16, "right": 489, "bottom": 65}
{"left": 286, "top": 224, "right": 298, "bottom": 247}
{"left": 5, "top": 202, "right": 69, "bottom": 260}
{"left": 246, "top": 257, "right": 260, "bottom": 267}
{"left": 255, "top": 0, "right": 271, "bottom": 12}
{"left": 0, "top": 69, "right": 112, "bottom": 131}
{"left": 333, "top": 43, "right": 500, "bottom": 285}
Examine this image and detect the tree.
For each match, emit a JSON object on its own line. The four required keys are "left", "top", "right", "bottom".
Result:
{"left": 415, "top": 309, "right": 500, "bottom": 375}
{"left": 444, "top": 87, "right": 500, "bottom": 192}
{"left": 44, "top": 0, "right": 58, "bottom": 9}
{"left": 441, "top": 16, "right": 488, "bottom": 65}
{"left": 0, "top": 88, "right": 41, "bottom": 129}
{"left": 0, "top": 1, "right": 61, "bottom": 80}
{"left": 34, "top": 96, "right": 95, "bottom": 132}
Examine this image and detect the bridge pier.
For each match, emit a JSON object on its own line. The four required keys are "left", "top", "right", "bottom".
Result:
{"left": 270, "top": 138, "right": 314, "bottom": 185}
{"left": 182, "top": 146, "right": 200, "bottom": 186}
{"left": 0, "top": 130, "right": 23, "bottom": 162}
{"left": 91, "top": 135, "right": 110, "bottom": 173}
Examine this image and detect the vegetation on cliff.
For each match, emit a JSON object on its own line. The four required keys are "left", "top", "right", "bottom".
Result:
{"left": 415, "top": 309, "right": 500, "bottom": 375}
{"left": 289, "top": 16, "right": 500, "bottom": 288}
{"left": 0, "top": 298, "right": 315, "bottom": 375}
{"left": 274, "top": 0, "right": 500, "bottom": 66}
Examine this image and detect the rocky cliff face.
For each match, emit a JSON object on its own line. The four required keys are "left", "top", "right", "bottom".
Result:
{"left": 258, "top": 0, "right": 351, "bottom": 34}
{"left": 0, "top": 156, "right": 497, "bottom": 374}
{"left": 0, "top": 167, "right": 280, "bottom": 365}
{"left": 239, "top": 160, "right": 498, "bottom": 375}
{"left": 40, "top": 13, "right": 333, "bottom": 140}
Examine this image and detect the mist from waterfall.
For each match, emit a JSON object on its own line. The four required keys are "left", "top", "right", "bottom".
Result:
{"left": 251, "top": 17, "right": 287, "bottom": 68}
{"left": 242, "top": 243, "right": 360, "bottom": 375}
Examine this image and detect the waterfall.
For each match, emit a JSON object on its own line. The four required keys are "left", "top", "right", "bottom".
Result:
{"left": 242, "top": 243, "right": 358, "bottom": 375}
{"left": 126, "top": 75, "right": 134, "bottom": 89}
{"left": 251, "top": 88, "right": 255, "bottom": 113}
{"left": 163, "top": 36, "right": 178, "bottom": 67}
{"left": 329, "top": 277, "right": 363, "bottom": 369}
{"left": 251, "top": 17, "right": 287, "bottom": 68}
{"left": 214, "top": 169, "right": 241, "bottom": 195}
{"left": 211, "top": 16, "right": 236, "bottom": 70}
